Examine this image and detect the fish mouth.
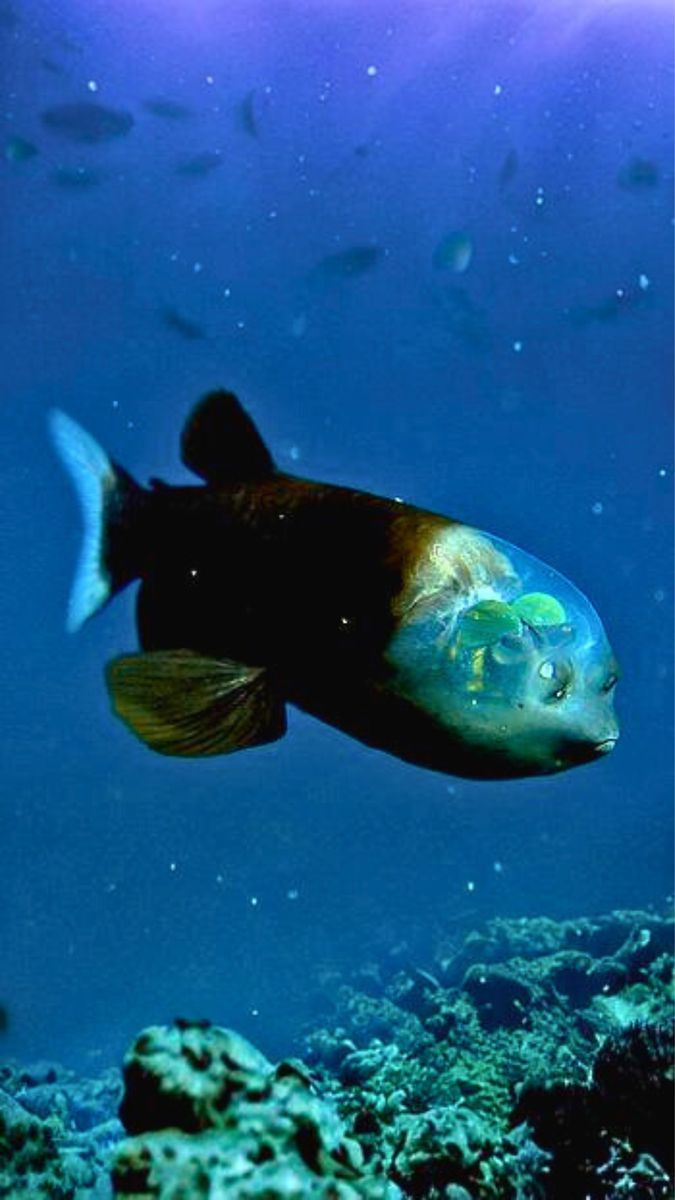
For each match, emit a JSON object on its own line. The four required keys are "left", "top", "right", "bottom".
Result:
{"left": 594, "top": 736, "right": 618, "bottom": 755}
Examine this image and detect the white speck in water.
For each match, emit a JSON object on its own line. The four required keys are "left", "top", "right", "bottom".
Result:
{"left": 251, "top": 1008, "right": 259, "bottom": 1017}
{"left": 535, "top": 188, "right": 545, "bottom": 207}
{"left": 87, "top": 80, "right": 98, "bottom": 93}
{"left": 639, "top": 273, "right": 650, "bottom": 290}
{"left": 513, "top": 340, "right": 523, "bottom": 352}
{"left": 366, "top": 64, "right": 378, "bottom": 76}
{"left": 250, "top": 896, "right": 259, "bottom": 907}
{"left": 287, "top": 889, "right": 299, "bottom": 901}
{"left": 393, "top": 496, "right": 404, "bottom": 504}
{"left": 493, "top": 83, "right": 503, "bottom": 95}
{"left": 169, "top": 862, "right": 177, "bottom": 873}
{"left": 658, "top": 467, "right": 667, "bottom": 477}
{"left": 193, "top": 261, "right": 203, "bottom": 274}
{"left": 112, "top": 399, "right": 119, "bottom": 409}
{"left": 223, "top": 287, "right": 231, "bottom": 298}
{"left": 493, "top": 861, "right": 504, "bottom": 874}
{"left": 466, "top": 880, "right": 476, "bottom": 893}
{"left": 592, "top": 501, "right": 603, "bottom": 515}
{"left": 215, "top": 874, "right": 224, "bottom": 885}
{"left": 237, "top": 320, "right": 246, "bottom": 330}
{"left": 508, "top": 253, "right": 520, "bottom": 265}
{"left": 616, "top": 287, "right": 625, "bottom": 299}
{"left": 289, "top": 445, "right": 300, "bottom": 461}
{"left": 654, "top": 588, "right": 665, "bottom": 603}
{"left": 205, "top": 75, "right": 214, "bottom": 85}
{"left": 268, "top": 209, "right": 278, "bottom": 220}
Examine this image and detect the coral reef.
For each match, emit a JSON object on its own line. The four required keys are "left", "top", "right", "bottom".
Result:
{"left": 0, "top": 1058, "right": 121, "bottom": 1197}
{"left": 0, "top": 908, "right": 671, "bottom": 1198}
{"left": 113, "top": 1019, "right": 398, "bottom": 1199}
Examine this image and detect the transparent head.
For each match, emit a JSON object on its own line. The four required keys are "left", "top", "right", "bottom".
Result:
{"left": 387, "top": 525, "right": 620, "bottom": 778}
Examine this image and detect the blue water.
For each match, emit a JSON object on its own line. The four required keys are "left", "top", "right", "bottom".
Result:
{"left": 1, "top": 0, "right": 672, "bottom": 1073}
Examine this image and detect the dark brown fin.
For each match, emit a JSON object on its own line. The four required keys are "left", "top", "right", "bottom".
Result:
{"left": 181, "top": 390, "right": 275, "bottom": 484}
{"left": 106, "top": 649, "right": 286, "bottom": 756}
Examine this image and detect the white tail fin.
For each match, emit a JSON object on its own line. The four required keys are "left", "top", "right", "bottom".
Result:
{"left": 49, "top": 410, "right": 117, "bottom": 632}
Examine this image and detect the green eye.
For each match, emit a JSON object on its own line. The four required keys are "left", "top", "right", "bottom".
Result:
{"left": 512, "top": 592, "right": 567, "bottom": 627}
{"left": 457, "top": 600, "right": 521, "bottom": 648}
{"left": 539, "top": 659, "right": 573, "bottom": 702}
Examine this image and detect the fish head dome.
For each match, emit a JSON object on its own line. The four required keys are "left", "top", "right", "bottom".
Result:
{"left": 387, "top": 527, "right": 620, "bottom": 779}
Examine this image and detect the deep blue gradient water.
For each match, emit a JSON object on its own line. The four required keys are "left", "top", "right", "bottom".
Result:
{"left": 1, "top": 0, "right": 672, "bottom": 1074}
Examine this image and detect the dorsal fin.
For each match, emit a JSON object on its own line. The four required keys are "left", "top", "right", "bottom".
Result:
{"left": 180, "top": 390, "right": 275, "bottom": 484}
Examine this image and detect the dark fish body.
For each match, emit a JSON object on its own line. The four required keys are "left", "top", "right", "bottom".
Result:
{"left": 4, "top": 135, "right": 38, "bottom": 163}
{"left": 41, "top": 102, "right": 134, "bottom": 143}
{"left": 498, "top": 148, "right": 519, "bottom": 187}
{"left": 52, "top": 165, "right": 106, "bottom": 190}
{"left": 237, "top": 90, "right": 259, "bottom": 138}
{"left": 50, "top": 392, "right": 619, "bottom": 779}
{"left": 160, "top": 307, "right": 206, "bottom": 340}
{"left": 617, "top": 156, "right": 659, "bottom": 190}
{"left": 176, "top": 150, "right": 223, "bottom": 177}
{"left": 143, "top": 97, "right": 192, "bottom": 120}
{"left": 313, "top": 245, "right": 384, "bottom": 280}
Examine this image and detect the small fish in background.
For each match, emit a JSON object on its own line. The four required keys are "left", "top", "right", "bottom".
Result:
{"left": 433, "top": 231, "right": 473, "bottom": 274}
{"left": 160, "top": 307, "right": 207, "bottom": 340}
{"left": 237, "top": 89, "right": 259, "bottom": 138}
{"left": 49, "top": 390, "right": 619, "bottom": 780}
{"left": 4, "top": 135, "right": 38, "bottom": 163}
{"left": 567, "top": 278, "right": 651, "bottom": 327}
{"left": 51, "top": 165, "right": 106, "bottom": 189}
{"left": 40, "top": 57, "right": 67, "bottom": 75}
{"left": 312, "top": 244, "right": 384, "bottom": 280}
{"left": 176, "top": 150, "right": 223, "bottom": 178}
{"left": 143, "top": 97, "right": 193, "bottom": 120}
{"left": 41, "top": 102, "right": 134, "bottom": 143}
{"left": 498, "top": 147, "right": 519, "bottom": 187}
{"left": 617, "top": 156, "right": 660, "bottom": 190}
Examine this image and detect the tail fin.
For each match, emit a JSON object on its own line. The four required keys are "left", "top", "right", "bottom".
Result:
{"left": 49, "top": 410, "right": 144, "bottom": 632}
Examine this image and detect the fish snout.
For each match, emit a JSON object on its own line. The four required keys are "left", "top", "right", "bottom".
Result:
{"left": 594, "top": 734, "right": 618, "bottom": 755}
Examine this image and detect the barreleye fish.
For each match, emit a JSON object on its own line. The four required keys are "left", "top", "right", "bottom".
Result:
{"left": 49, "top": 392, "right": 619, "bottom": 779}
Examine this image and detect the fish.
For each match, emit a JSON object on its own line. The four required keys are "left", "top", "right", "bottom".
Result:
{"left": 312, "top": 245, "right": 384, "bottom": 280}
{"left": 49, "top": 391, "right": 620, "bottom": 779}
{"left": 160, "top": 306, "right": 206, "bottom": 340}
{"left": 176, "top": 150, "right": 223, "bottom": 178}
{"left": 52, "top": 165, "right": 106, "bottom": 189}
{"left": 4, "top": 136, "right": 38, "bottom": 163}
{"left": 41, "top": 102, "right": 134, "bottom": 143}
{"left": 617, "top": 156, "right": 659, "bottom": 190}
{"left": 433, "top": 231, "right": 473, "bottom": 273}
{"left": 237, "top": 90, "right": 259, "bottom": 138}
{"left": 142, "top": 97, "right": 192, "bottom": 120}
{"left": 498, "top": 148, "right": 519, "bottom": 188}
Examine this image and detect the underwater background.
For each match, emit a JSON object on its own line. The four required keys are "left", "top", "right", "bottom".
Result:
{"left": 1, "top": 0, "right": 673, "bottom": 1090}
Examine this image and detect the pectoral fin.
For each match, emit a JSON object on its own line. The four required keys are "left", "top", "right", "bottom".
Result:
{"left": 106, "top": 650, "right": 286, "bottom": 757}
